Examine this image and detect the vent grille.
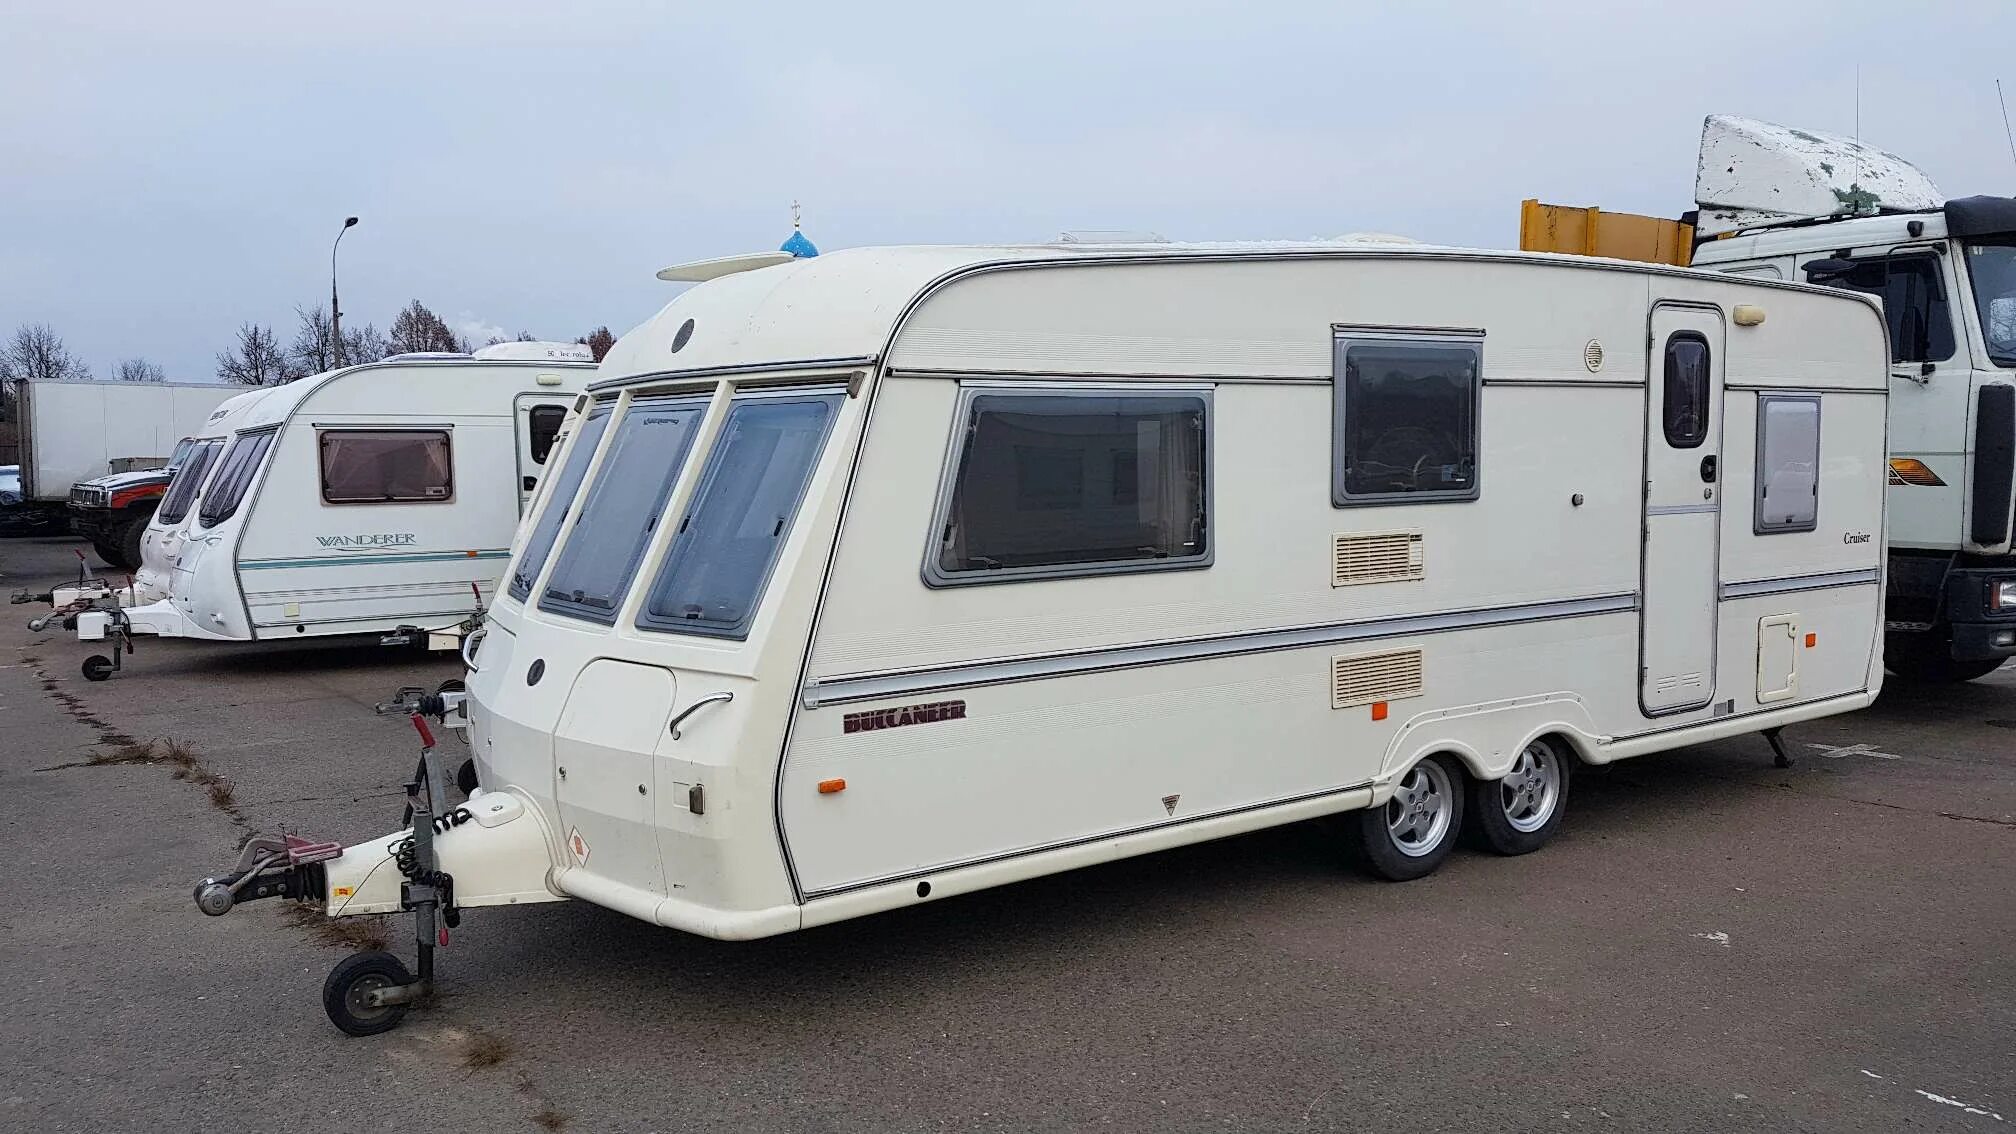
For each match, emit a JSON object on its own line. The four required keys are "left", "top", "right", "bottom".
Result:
{"left": 1584, "top": 339, "right": 1605, "bottom": 372}
{"left": 1332, "top": 530, "right": 1424, "bottom": 587}
{"left": 1331, "top": 648, "right": 1425, "bottom": 709}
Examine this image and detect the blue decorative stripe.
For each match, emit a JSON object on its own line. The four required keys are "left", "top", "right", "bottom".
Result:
{"left": 239, "top": 549, "right": 511, "bottom": 570}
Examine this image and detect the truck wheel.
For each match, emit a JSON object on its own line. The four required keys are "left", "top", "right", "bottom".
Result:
{"left": 1885, "top": 633, "right": 2006, "bottom": 684}
{"left": 322, "top": 950, "right": 414, "bottom": 1037}
{"left": 1466, "top": 737, "right": 1571, "bottom": 855}
{"left": 1354, "top": 753, "right": 1465, "bottom": 881}
{"left": 90, "top": 541, "right": 119, "bottom": 567}
{"left": 115, "top": 514, "right": 148, "bottom": 572}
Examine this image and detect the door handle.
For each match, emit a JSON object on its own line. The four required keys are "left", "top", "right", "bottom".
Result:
{"left": 522, "top": 476, "right": 537, "bottom": 492}
{"left": 1699, "top": 455, "right": 1718, "bottom": 483}
{"left": 667, "top": 691, "right": 733, "bottom": 740}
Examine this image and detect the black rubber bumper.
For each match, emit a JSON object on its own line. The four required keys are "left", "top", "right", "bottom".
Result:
{"left": 1944, "top": 566, "right": 2016, "bottom": 660}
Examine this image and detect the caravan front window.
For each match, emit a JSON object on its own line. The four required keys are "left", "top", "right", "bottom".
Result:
{"left": 928, "top": 389, "right": 1211, "bottom": 585}
{"left": 196, "top": 429, "right": 276, "bottom": 528}
{"left": 507, "top": 403, "right": 612, "bottom": 602}
{"left": 539, "top": 394, "right": 707, "bottom": 623}
{"left": 639, "top": 391, "right": 843, "bottom": 638}
{"left": 156, "top": 438, "right": 224, "bottom": 525}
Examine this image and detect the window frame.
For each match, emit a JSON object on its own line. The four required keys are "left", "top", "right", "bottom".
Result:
{"left": 635, "top": 387, "right": 846, "bottom": 639}
{"left": 315, "top": 428, "right": 455, "bottom": 506}
{"left": 1808, "top": 249, "right": 1957, "bottom": 364}
{"left": 156, "top": 438, "right": 224, "bottom": 525}
{"left": 536, "top": 392, "right": 710, "bottom": 625}
{"left": 1753, "top": 393, "right": 1822, "bottom": 535}
{"left": 922, "top": 383, "right": 1215, "bottom": 589}
{"left": 196, "top": 427, "right": 279, "bottom": 529}
{"left": 1331, "top": 327, "right": 1484, "bottom": 508}
{"left": 506, "top": 399, "right": 615, "bottom": 604}
{"left": 1661, "top": 330, "right": 1713, "bottom": 450}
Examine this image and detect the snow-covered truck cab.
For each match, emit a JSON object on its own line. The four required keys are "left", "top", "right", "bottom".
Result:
{"left": 80, "top": 344, "right": 589, "bottom": 670}
{"left": 1687, "top": 116, "right": 2016, "bottom": 680}
{"left": 198, "top": 239, "right": 1893, "bottom": 1035}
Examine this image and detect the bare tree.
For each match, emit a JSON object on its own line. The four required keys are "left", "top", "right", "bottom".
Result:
{"left": 115, "top": 358, "right": 167, "bottom": 383}
{"left": 388, "top": 300, "right": 464, "bottom": 355}
{"left": 288, "top": 304, "right": 340, "bottom": 375}
{"left": 216, "top": 323, "right": 296, "bottom": 386}
{"left": 342, "top": 323, "right": 391, "bottom": 365}
{"left": 1, "top": 323, "right": 91, "bottom": 414}
{"left": 577, "top": 326, "right": 616, "bottom": 362}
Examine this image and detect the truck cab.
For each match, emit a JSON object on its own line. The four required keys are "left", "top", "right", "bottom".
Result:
{"left": 68, "top": 438, "right": 196, "bottom": 570}
{"left": 1694, "top": 204, "right": 2016, "bottom": 676}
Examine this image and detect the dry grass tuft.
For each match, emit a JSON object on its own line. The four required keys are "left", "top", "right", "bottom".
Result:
{"left": 206, "top": 778, "right": 236, "bottom": 809}
{"left": 460, "top": 1032, "right": 516, "bottom": 1070}
{"left": 161, "top": 739, "right": 199, "bottom": 767}
{"left": 279, "top": 903, "right": 391, "bottom": 952}
{"left": 87, "top": 741, "right": 158, "bottom": 766}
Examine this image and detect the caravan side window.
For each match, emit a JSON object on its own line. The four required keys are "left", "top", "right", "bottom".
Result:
{"left": 1755, "top": 395, "right": 1821, "bottom": 534}
{"left": 318, "top": 430, "right": 453, "bottom": 504}
{"left": 927, "top": 389, "right": 1210, "bottom": 585}
{"left": 1332, "top": 333, "right": 1481, "bottom": 505}
{"left": 197, "top": 429, "right": 277, "bottom": 528}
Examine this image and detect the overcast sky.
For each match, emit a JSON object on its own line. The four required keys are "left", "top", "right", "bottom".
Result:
{"left": 5, "top": 0, "right": 2016, "bottom": 381}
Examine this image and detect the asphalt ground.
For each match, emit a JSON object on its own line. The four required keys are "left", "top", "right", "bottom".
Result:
{"left": 1, "top": 534, "right": 2011, "bottom": 1133}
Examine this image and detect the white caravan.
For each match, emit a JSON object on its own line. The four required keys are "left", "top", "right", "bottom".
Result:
{"left": 195, "top": 243, "right": 1889, "bottom": 1035}
{"left": 76, "top": 343, "right": 592, "bottom": 677}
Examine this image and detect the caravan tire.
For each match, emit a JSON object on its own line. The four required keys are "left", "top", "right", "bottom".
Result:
{"left": 1354, "top": 754, "right": 1465, "bottom": 882}
{"left": 1466, "top": 737, "right": 1571, "bottom": 856}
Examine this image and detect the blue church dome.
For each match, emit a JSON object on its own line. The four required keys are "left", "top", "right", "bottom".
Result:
{"left": 780, "top": 201, "right": 819, "bottom": 258}
{"left": 780, "top": 228, "right": 818, "bottom": 258}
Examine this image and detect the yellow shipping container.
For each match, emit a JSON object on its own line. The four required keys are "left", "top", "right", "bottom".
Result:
{"left": 1519, "top": 199, "right": 1694, "bottom": 266}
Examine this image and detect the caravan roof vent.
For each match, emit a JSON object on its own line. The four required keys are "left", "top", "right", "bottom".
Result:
{"left": 470, "top": 341, "right": 594, "bottom": 363}
{"left": 1055, "top": 230, "right": 1170, "bottom": 245}
{"left": 381, "top": 351, "right": 472, "bottom": 362}
{"left": 656, "top": 252, "right": 797, "bottom": 283}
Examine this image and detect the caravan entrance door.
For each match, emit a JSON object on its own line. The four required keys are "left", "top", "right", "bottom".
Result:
{"left": 514, "top": 396, "right": 574, "bottom": 511}
{"left": 1639, "top": 303, "right": 1725, "bottom": 715}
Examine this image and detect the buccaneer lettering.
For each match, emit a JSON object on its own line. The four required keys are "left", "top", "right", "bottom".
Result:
{"left": 843, "top": 700, "right": 967, "bottom": 734}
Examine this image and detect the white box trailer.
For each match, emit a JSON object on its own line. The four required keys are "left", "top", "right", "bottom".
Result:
{"left": 195, "top": 242, "right": 1890, "bottom": 1035}
{"left": 71, "top": 344, "right": 593, "bottom": 678}
{"left": 16, "top": 377, "right": 239, "bottom": 501}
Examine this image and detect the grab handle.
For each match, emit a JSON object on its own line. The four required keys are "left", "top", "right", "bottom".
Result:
{"left": 460, "top": 625, "right": 488, "bottom": 672}
{"left": 668, "top": 691, "right": 734, "bottom": 740}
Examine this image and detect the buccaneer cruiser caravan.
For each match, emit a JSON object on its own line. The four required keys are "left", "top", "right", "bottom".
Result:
{"left": 195, "top": 242, "right": 1889, "bottom": 1035}
{"left": 75, "top": 343, "right": 593, "bottom": 677}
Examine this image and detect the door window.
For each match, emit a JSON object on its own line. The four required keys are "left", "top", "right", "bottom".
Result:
{"left": 527, "top": 405, "right": 567, "bottom": 465}
{"left": 1809, "top": 253, "right": 1955, "bottom": 363}
{"left": 1662, "top": 332, "right": 1711, "bottom": 448}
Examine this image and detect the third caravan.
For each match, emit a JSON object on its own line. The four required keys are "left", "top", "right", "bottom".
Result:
{"left": 466, "top": 241, "right": 1888, "bottom": 934}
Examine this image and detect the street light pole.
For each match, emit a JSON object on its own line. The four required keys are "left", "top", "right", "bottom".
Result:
{"left": 330, "top": 216, "right": 359, "bottom": 368}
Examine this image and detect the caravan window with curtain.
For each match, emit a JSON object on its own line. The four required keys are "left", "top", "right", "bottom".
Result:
{"left": 928, "top": 389, "right": 1211, "bottom": 586}
{"left": 318, "top": 430, "right": 453, "bottom": 504}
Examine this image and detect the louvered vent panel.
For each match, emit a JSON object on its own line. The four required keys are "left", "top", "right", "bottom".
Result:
{"left": 1331, "top": 648, "right": 1425, "bottom": 709}
{"left": 1332, "top": 530, "right": 1424, "bottom": 587}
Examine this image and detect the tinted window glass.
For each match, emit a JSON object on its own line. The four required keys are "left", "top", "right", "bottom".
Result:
{"left": 156, "top": 439, "right": 223, "bottom": 524}
{"left": 932, "top": 391, "right": 1209, "bottom": 583}
{"left": 539, "top": 395, "right": 706, "bottom": 622}
{"left": 1966, "top": 241, "right": 2016, "bottom": 367}
{"left": 639, "top": 394, "right": 842, "bottom": 638}
{"left": 1662, "top": 332, "right": 1711, "bottom": 449}
{"left": 528, "top": 405, "right": 567, "bottom": 465}
{"left": 507, "top": 405, "right": 611, "bottom": 602}
{"left": 1814, "top": 253, "right": 1955, "bottom": 363}
{"left": 318, "top": 430, "right": 453, "bottom": 503}
{"left": 1756, "top": 396, "right": 1820, "bottom": 533}
{"left": 1333, "top": 337, "right": 1480, "bottom": 503}
{"left": 197, "top": 430, "right": 276, "bottom": 528}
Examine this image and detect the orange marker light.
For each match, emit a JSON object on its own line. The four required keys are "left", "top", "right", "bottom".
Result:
{"left": 818, "top": 778, "right": 847, "bottom": 794}
{"left": 1805, "top": 632, "right": 1817, "bottom": 648}
{"left": 1371, "top": 701, "right": 1389, "bottom": 721}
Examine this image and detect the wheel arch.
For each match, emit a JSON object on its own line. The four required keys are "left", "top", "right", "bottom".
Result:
{"left": 1374, "top": 694, "right": 1603, "bottom": 801}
